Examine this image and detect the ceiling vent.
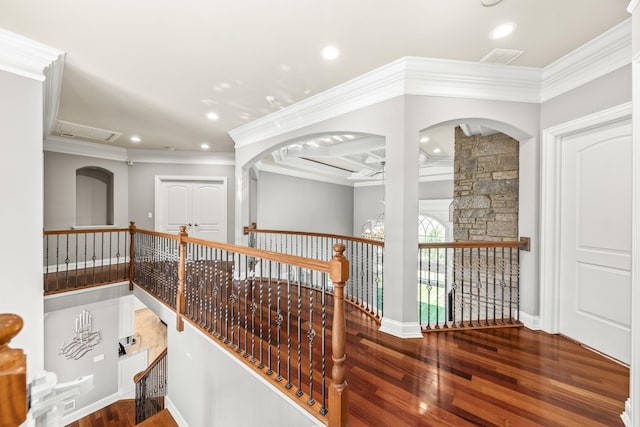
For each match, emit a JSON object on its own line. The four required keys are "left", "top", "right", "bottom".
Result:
{"left": 54, "top": 120, "right": 122, "bottom": 143}
{"left": 480, "top": 48, "right": 524, "bottom": 65}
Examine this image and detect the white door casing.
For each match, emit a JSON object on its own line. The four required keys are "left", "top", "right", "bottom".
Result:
{"left": 540, "top": 103, "right": 632, "bottom": 364}
{"left": 155, "top": 176, "right": 227, "bottom": 242}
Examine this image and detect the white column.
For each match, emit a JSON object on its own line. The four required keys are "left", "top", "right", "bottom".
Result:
{"left": 379, "top": 123, "right": 422, "bottom": 338}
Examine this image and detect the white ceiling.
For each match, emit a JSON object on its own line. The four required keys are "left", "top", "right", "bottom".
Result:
{"left": 0, "top": 0, "right": 630, "bottom": 155}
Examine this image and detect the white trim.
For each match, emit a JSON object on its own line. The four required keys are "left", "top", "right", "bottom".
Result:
{"left": 539, "top": 102, "right": 632, "bottom": 333}
{"left": 230, "top": 20, "right": 630, "bottom": 149}
{"left": 256, "top": 162, "right": 353, "bottom": 187}
{"left": 518, "top": 312, "right": 541, "bottom": 331}
{"left": 61, "top": 391, "right": 121, "bottom": 425}
{"left": 628, "top": 0, "right": 640, "bottom": 13}
{"left": 44, "top": 136, "right": 235, "bottom": 165}
{"left": 42, "top": 55, "right": 64, "bottom": 138}
{"left": 229, "top": 57, "right": 541, "bottom": 148}
{"left": 541, "top": 19, "right": 631, "bottom": 102}
{"left": 0, "top": 27, "right": 64, "bottom": 82}
{"left": 43, "top": 281, "right": 129, "bottom": 300}
{"left": 621, "top": 398, "right": 632, "bottom": 426}
{"left": 127, "top": 148, "right": 234, "bottom": 165}
{"left": 165, "top": 396, "right": 190, "bottom": 427}
{"left": 379, "top": 318, "right": 423, "bottom": 339}
{"left": 44, "top": 136, "right": 128, "bottom": 161}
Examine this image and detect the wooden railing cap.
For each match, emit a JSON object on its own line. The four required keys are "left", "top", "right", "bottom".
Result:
{"left": 0, "top": 314, "right": 23, "bottom": 349}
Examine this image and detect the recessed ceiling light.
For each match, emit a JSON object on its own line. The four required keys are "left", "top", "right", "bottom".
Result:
{"left": 201, "top": 143, "right": 210, "bottom": 150}
{"left": 491, "top": 23, "right": 516, "bottom": 40}
{"left": 420, "top": 136, "right": 430, "bottom": 143}
{"left": 433, "top": 148, "right": 442, "bottom": 154}
{"left": 206, "top": 112, "right": 219, "bottom": 120}
{"left": 130, "top": 136, "right": 141, "bottom": 143}
{"left": 321, "top": 46, "right": 340, "bottom": 60}
{"left": 333, "top": 136, "right": 344, "bottom": 142}
{"left": 265, "top": 95, "right": 278, "bottom": 105}
{"left": 344, "top": 134, "right": 355, "bottom": 140}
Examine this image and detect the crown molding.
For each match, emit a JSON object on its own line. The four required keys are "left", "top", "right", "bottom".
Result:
{"left": 628, "top": 0, "right": 640, "bottom": 13}
{"left": 43, "top": 54, "right": 65, "bottom": 138}
{"left": 127, "top": 148, "right": 235, "bottom": 165}
{"left": 541, "top": 18, "right": 631, "bottom": 102}
{"left": 44, "top": 135, "right": 235, "bottom": 165}
{"left": 231, "top": 19, "right": 631, "bottom": 151}
{"left": 44, "top": 136, "right": 128, "bottom": 161}
{"left": 0, "top": 27, "right": 64, "bottom": 82}
{"left": 230, "top": 57, "right": 542, "bottom": 149}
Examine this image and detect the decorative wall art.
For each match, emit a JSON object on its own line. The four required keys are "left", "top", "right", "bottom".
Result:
{"left": 59, "top": 309, "right": 102, "bottom": 360}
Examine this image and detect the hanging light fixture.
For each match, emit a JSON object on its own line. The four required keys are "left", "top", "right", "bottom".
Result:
{"left": 361, "top": 161, "right": 385, "bottom": 241}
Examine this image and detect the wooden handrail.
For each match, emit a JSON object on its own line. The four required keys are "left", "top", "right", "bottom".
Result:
{"left": 419, "top": 239, "right": 523, "bottom": 249}
{"left": 134, "top": 348, "right": 168, "bottom": 383}
{"left": 0, "top": 313, "right": 27, "bottom": 427}
{"left": 243, "top": 224, "right": 385, "bottom": 247}
{"left": 43, "top": 227, "right": 131, "bottom": 235}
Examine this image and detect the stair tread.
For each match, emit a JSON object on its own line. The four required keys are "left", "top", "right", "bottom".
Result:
{"left": 138, "top": 409, "right": 178, "bottom": 427}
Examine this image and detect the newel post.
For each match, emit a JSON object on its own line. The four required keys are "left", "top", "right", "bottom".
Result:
{"left": 176, "top": 225, "right": 188, "bottom": 332}
{"left": 0, "top": 314, "right": 27, "bottom": 426}
{"left": 329, "top": 243, "right": 349, "bottom": 427}
{"left": 129, "top": 221, "right": 136, "bottom": 291}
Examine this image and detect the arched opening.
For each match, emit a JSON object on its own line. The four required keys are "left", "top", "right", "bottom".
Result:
{"left": 76, "top": 166, "right": 114, "bottom": 226}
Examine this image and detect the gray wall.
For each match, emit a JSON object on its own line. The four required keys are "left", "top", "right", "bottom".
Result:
{"left": 0, "top": 69, "right": 45, "bottom": 373}
{"left": 257, "top": 171, "right": 353, "bottom": 235}
{"left": 127, "top": 162, "right": 235, "bottom": 242}
{"left": 541, "top": 65, "right": 631, "bottom": 129}
{"left": 44, "top": 297, "right": 119, "bottom": 411}
{"left": 44, "top": 152, "right": 129, "bottom": 229}
{"left": 353, "top": 180, "right": 453, "bottom": 237}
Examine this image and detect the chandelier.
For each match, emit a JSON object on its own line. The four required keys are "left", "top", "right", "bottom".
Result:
{"left": 361, "top": 161, "right": 385, "bottom": 241}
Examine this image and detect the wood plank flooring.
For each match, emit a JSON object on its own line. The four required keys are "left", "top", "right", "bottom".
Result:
{"left": 342, "top": 302, "right": 629, "bottom": 426}
{"left": 65, "top": 400, "right": 178, "bottom": 427}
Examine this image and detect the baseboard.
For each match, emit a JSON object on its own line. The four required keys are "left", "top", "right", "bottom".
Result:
{"left": 61, "top": 391, "right": 122, "bottom": 425}
{"left": 379, "top": 318, "right": 423, "bottom": 339}
{"left": 166, "top": 396, "right": 189, "bottom": 427}
{"left": 519, "top": 312, "right": 541, "bottom": 330}
{"left": 620, "top": 398, "right": 632, "bottom": 426}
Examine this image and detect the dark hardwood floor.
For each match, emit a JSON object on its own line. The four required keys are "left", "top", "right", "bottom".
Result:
{"left": 65, "top": 400, "right": 135, "bottom": 427}
{"left": 67, "top": 293, "right": 629, "bottom": 427}
{"left": 342, "top": 302, "right": 629, "bottom": 427}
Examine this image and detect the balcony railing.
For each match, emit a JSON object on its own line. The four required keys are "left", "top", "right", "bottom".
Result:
{"left": 43, "top": 228, "right": 132, "bottom": 294}
{"left": 134, "top": 348, "right": 167, "bottom": 424}
{"left": 418, "top": 241, "right": 525, "bottom": 330}
{"left": 244, "top": 223, "right": 383, "bottom": 321}
{"left": 133, "top": 225, "right": 349, "bottom": 426}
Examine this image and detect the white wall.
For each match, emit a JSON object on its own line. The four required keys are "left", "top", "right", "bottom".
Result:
{"left": 0, "top": 69, "right": 45, "bottom": 374}
{"left": 257, "top": 171, "right": 353, "bottom": 235}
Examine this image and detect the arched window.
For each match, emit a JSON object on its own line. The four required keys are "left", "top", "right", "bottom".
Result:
{"left": 418, "top": 215, "right": 445, "bottom": 243}
{"left": 76, "top": 166, "right": 114, "bottom": 226}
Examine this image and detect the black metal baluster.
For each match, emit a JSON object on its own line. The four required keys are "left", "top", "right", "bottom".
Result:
{"left": 307, "top": 271, "right": 315, "bottom": 406}
{"left": 266, "top": 261, "right": 273, "bottom": 375}
{"left": 275, "top": 264, "right": 282, "bottom": 380}
{"left": 258, "top": 258, "right": 265, "bottom": 369}
{"left": 296, "top": 275, "right": 302, "bottom": 397}
{"left": 320, "top": 271, "right": 327, "bottom": 415}
{"left": 285, "top": 266, "right": 293, "bottom": 389}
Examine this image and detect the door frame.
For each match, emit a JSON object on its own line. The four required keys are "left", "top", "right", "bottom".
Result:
{"left": 154, "top": 175, "right": 228, "bottom": 233}
{"left": 539, "top": 102, "right": 632, "bottom": 333}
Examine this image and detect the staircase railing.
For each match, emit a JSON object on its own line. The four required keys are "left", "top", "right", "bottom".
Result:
{"left": 244, "top": 223, "right": 383, "bottom": 321}
{"left": 43, "top": 227, "right": 133, "bottom": 294}
{"left": 418, "top": 239, "right": 528, "bottom": 330}
{"left": 134, "top": 348, "right": 168, "bottom": 424}
{"left": 133, "top": 225, "right": 349, "bottom": 426}
{"left": 0, "top": 313, "right": 27, "bottom": 427}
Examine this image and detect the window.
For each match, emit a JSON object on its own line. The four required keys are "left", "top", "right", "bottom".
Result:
{"left": 76, "top": 167, "right": 114, "bottom": 226}
{"left": 418, "top": 215, "right": 445, "bottom": 243}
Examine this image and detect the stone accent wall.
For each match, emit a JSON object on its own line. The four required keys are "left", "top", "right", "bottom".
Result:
{"left": 453, "top": 127, "right": 519, "bottom": 241}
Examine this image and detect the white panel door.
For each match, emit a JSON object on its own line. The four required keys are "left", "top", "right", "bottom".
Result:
{"left": 192, "top": 182, "right": 227, "bottom": 242}
{"left": 162, "top": 182, "right": 191, "bottom": 234}
{"left": 158, "top": 179, "right": 227, "bottom": 242}
{"left": 559, "top": 119, "right": 631, "bottom": 364}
